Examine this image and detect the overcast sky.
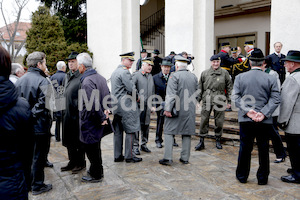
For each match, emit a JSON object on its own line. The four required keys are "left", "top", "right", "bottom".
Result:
{"left": 0, "top": 0, "right": 41, "bottom": 28}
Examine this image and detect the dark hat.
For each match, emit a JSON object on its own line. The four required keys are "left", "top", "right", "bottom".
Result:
{"left": 152, "top": 49, "right": 160, "bottom": 55}
{"left": 249, "top": 48, "right": 266, "bottom": 61}
{"left": 120, "top": 51, "right": 135, "bottom": 61}
{"left": 231, "top": 47, "right": 238, "bottom": 53}
{"left": 141, "top": 49, "right": 147, "bottom": 53}
{"left": 142, "top": 57, "right": 154, "bottom": 65}
{"left": 221, "top": 42, "right": 230, "bottom": 48}
{"left": 174, "top": 55, "right": 189, "bottom": 63}
{"left": 160, "top": 59, "right": 173, "bottom": 66}
{"left": 170, "top": 51, "right": 176, "bottom": 55}
{"left": 244, "top": 41, "right": 254, "bottom": 46}
{"left": 281, "top": 50, "right": 300, "bottom": 63}
{"left": 66, "top": 51, "right": 79, "bottom": 60}
{"left": 210, "top": 55, "right": 221, "bottom": 61}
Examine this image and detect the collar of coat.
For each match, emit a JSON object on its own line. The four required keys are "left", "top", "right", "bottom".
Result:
{"left": 28, "top": 67, "right": 47, "bottom": 78}
{"left": 291, "top": 68, "right": 300, "bottom": 74}
{"left": 139, "top": 69, "right": 148, "bottom": 76}
{"left": 209, "top": 66, "right": 222, "bottom": 75}
{"left": 67, "top": 69, "right": 80, "bottom": 79}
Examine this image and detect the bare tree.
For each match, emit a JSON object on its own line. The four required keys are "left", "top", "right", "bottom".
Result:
{"left": 0, "top": 0, "right": 29, "bottom": 62}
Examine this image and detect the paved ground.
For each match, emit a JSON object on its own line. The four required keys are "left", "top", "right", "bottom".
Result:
{"left": 29, "top": 124, "right": 299, "bottom": 200}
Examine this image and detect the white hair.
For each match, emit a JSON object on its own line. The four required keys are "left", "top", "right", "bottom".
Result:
{"left": 11, "top": 63, "right": 23, "bottom": 75}
{"left": 250, "top": 60, "right": 264, "bottom": 67}
{"left": 175, "top": 61, "right": 187, "bottom": 69}
{"left": 56, "top": 61, "right": 66, "bottom": 70}
{"left": 77, "top": 53, "right": 93, "bottom": 69}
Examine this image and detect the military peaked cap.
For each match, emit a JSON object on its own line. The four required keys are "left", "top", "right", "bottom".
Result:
{"left": 221, "top": 42, "right": 230, "bottom": 47}
{"left": 244, "top": 41, "right": 254, "bottom": 46}
{"left": 120, "top": 52, "right": 135, "bottom": 61}
{"left": 142, "top": 57, "right": 154, "bottom": 65}
{"left": 231, "top": 47, "right": 238, "bottom": 53}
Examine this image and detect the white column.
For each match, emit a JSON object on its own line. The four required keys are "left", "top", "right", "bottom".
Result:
{"left": 165, "top": 0, "right": 214, "bottom": 78}
{"left": 87, "top": 0, "right": 140, "bottom": 80}
{"left": 270, "top": 0, "right": 300, "bottom": 55}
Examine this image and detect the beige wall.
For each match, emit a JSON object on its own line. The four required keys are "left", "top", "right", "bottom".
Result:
{"left": 140, "top": 0, "right": 164, "bottom": 22}
{"left": 214, "top": 11, "right": 270, "bottom": 55}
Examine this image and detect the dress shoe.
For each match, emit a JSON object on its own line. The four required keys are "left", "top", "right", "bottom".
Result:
{"left": 195, "top": 137, "right": 205, "bottom": 151}
{"left": 61, "top": 164, "right": 75, "bottom": 172}
{"left": 125, "top": 157, "right": 143, "bottom": 163}
{"left": 179, "top": 158, "right": 189, "bottom": 164}
{"left": 274, "top": 157, "right": 285, "bottom": 163}
{"left": 133, "top": 148, "right": 140, "bottom": 155}
{"left": 156, "top": 142, "right": 163, "bottom": 148}
{"left": 258, "top": 180, "right": 268, "bottom": 185}
{"left": 159, "top": 158, "right": 173, "bottom": 166}
{"left": 287, "top": 168, "right": 294, "bottom": 174}
{"left": 173, "top": 142, "right": 179, "bottom": 147}
{"left": 81, "top": 175, "right": 102, "bottom": 183}
{"left": 281, "top": 175, "right": 300, "bottom": 184}
{"left": 141, "top": 145, "right": 151, "bottom": 153}
{"left": 236, "top": 178, "right": 247, "bottom": 184}
{"left": 87, "top": 170, "right": 104, "bottom": 178}
{"left": 55, "top": 139, "right": 61, "bottom": 142}
{"left": 72, "top": 165, "right": 86, "bottom": 174}
{"left": 45, "top": 161, "right": 53, "bottom": 168}
{"left": 216, "top": 137, "right": 222, "bottom": 149}
{"left": 32, "top": 184, "right": 52, "bottom": 195}
{"left": 114, "top": 155, "right": 124, "bottom": 162}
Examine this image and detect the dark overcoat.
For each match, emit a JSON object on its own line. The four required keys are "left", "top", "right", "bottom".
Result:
{"left": 62, "top": 70, "right": 82, "bottom": 147}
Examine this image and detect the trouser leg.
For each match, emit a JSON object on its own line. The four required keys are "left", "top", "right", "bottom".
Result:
{"left": 113, "top": 115, "right": 124, "bottom": 159}
{"left": 181, "top": 135, "right": 191, "bottom": 161}
{"left": 84, "top": 142, "right": 103, "bottom": 179}
{"left": 199, "top": 104, "right": 212, "bottom": 136}
{"left": 214, "top": 107, "right": 225, "bottom": 137}
{"left": 75, "top": 142, "right": 86, "bottom": 167}
{"left": 55, "top": 115, "right": 61, "bottom": 141}
{"left": 125, "top": 133, "right": 135, "bottom": 159}
{"left": 141, "top": 124, "right": 149, "bottom": 146}
{"left": 164, "top": 134, "right": 173, "bottom": 160}
{"left": 155, "top": 111, "right": 164, "bottom": 143}
{"left": 133, "top": 131, "right": 140, "bottom": 148}
{"left": 256, "top": 124, "right": 270, "bottom": 182}
{"left": 285, "top": 133, "right": 300, "bottom": 180}
{"left": 31, "top": 134, "right": 48, "bottom": 190}
{"left": 270, "top": 117, "right": 286, "bottom": 159}
{"left": 236, "top": 123, "right": 254, "bottom": 181}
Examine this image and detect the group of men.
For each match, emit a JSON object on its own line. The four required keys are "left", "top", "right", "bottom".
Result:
{"left": 1, "top": 39, "right": 299, "bottom": 199}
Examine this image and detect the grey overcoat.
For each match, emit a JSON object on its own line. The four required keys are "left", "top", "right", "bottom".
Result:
{"left": 111, "top": 65, "right": 140, "bottom": 133}
{"left": 164, "top": 69, "right": 198, "bottom": 135}
{"left": 132, "top": 69, "right": 155, "bottom": 125}
{"left": 278, "top": 71, "right": 300, "bottom": 134}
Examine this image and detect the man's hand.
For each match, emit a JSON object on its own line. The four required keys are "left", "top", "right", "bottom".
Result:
{"left": 151, "top": 107, "right": 156, "bottom": 113}
{"left": 164, "top": 111, "right": 172, "bottom": 118}
{"left": 254, "top": 112, "right": 265, "bottom": 122}
{"left": 104, "top": 110, "right": 110, "bottom": 119}
{"left": 246, "top": 109, "right": 257, "bottom": 120}
{"left": 101, "top": 120, "right": 108, "bottom": 125}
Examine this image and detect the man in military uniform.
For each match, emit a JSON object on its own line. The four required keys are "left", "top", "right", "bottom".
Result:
{"left": 136, "top": 49, "right": 148, "bottom": 71}
{"left": 266, "top": 42, "right": 286, "bottom": 84}
{"left": 132, "top": 57, "right": 155, "bottom": 154}
{"left": 151, "top": 49, "right": 163, "bottom": 76}
{"left": 111, "top": 52, "right": 142, "bottom": 163}
{"left": 233, "top": 41, "right": 255, "bottom": 74}
{"left": 159, "top": 55, "right": 198, "bottom": 165}
{"left": 216, "top": 42, "right": 244, "bottom": 76}
{"left": 231, "top": 47, "right": 245, "bottom": 83}
{"left": 195, "top": 55, "right": 232, "bottom": 151}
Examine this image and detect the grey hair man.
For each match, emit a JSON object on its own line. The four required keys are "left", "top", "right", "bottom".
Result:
{"left": 159, "top": 55, "right": 198, "bottom": 166}
{"left": 50, "top": 61, "right": 67, "bottom": 142}
{"left": 9, "top": 63, "right": 25, "bottom": 84}
{"left": 15, "top": 51, "right": 53, "bottom": 195}
{"left": 77, "top": 52, "right": 112, "bottom": 183}
{"left": 232, "top": 48, "right": 280, "bottom": 185}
